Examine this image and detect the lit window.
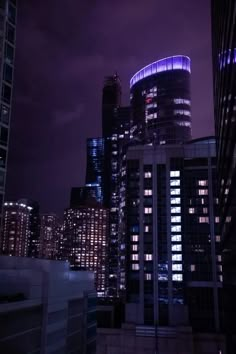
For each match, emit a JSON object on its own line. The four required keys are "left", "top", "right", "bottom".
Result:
{"left": 172, "top": 264, "right": 182, "bottom": 271}
{"left": 172, "top": 244, "right": 182, "bottom": 251}
{"left": 144, "top": 225, "right": 149, "bottom": 232}
{"left": 203, "top": 207, "right": 208, "bottom": 214}
{"left": 189, "top": 208, "right": 195, "bottom": 214}
{"left": 144, "top": 189, "right": 152, "bottom": 196}
{"left": 171, "top": 235, "right": 182, "bottom": 242}
{"left": 132, "top": 245, "right": 138, "bottom": 251}
{"left": 217, "top": 255, "right": 222, "bottom": 262}
{"left": 170, "top": 171, "right": 180, "bottom": 177}
{"left": 172, "top": 254, "right": 182, "bottom": 261}
{"left": 199, "top": 217, "right": 209, "bottom": 223}
{"left": 144, "top": 207, "right": 152, "bottom": 214}
{"left": 170, "top": 188, "right": 180, "bottom": 195}
{"left": 190, "top": 264, "right": 196, "bottom": 272}
{"left": 160, "top": 140, "right": 166, "bottom": 145}
{"left": 171, "top": 197, "right": 181, "bottom": 204}
{"left": 219, "top": 275, "right": 223, "bottom": 282}
{"left": 216, "top": 235, "right": 221, "bottom": 242}
{"left": 145, "top": 254, "right": 153, "bottom": 261}
{"left": 131, "top": 254, "right": 139, "bottom": 261}
{"left": 198, "top": 189, "right": 208, "bottom": 195}
{"left": 215, "top": 216, "right": 220, "bottom": 223}
{"left": 132, "top": 235, "right": 139, "bottom": 242}
{"left": 170, "top": 179, "right": 180, "bottom": 186}
{"left": 171, "top": 206, "right": 181, "bottom": 213}
{"left": 145, "top": 273, "right": 152, "bottom": 280}
{"left": 171, "top": 216, "right": 181, "bottom": 223}
{"left": 144, "top": 172, "right": 152, "bottom": 178}
{"left": 198, "top": 180, "right": 208, "bottom": 186}
{"left": 172, "top": 274, "right": 183, "bottom": 281}
{"left": 132, "top": 264, "right": 139, "bottom": 271}
{"left": 171, "top": 225, "right": 181, "bottom": 232}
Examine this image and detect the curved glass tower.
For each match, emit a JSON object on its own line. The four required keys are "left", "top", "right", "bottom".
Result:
{"left": 130, "top": 55, "right": 192, "bottom": 145}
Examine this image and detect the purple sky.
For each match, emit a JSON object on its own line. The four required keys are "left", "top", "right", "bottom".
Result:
{"left": 6, "top": 0, "right": 214, "bottom": 215}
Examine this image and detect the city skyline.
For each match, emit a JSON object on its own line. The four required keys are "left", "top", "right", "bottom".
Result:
{"left": 6, "top": 0, "right": 213, "bottom": 215}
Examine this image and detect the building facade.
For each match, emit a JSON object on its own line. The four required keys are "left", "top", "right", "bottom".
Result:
{"left": 211, "top": 1, "right": 236, "bottom": 351}
{"left": 130, "top": 55, "right": 191, "bottom": 144}
{"left": 122, "top": 138, "right": 223, "bottom": 344}
{"left": 1, "top": 200, "right": 32, "bottom": 257}
{"left": 0, "top": 0, "right": 17, "bottom": 227}
{"left": 63, "top": 200, "right": 109, "bottom": 296}
{"left": 39, "top": 213, "right": 60, "bottom": 260}
{"left": 0, "top": 256, "right": 96, "bottom": 354}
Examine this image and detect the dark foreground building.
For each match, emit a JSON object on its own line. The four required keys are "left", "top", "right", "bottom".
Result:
{"left": 212, "top": 0, "right": 236, "bottom": 351}
{"left": 130, "top": 55, "right": 192, "bottom": 144}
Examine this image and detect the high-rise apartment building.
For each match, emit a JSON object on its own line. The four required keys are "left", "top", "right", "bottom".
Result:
{"left": 63, "top": 198, "right": 109, "bottom": 295}
{"left": 212, "top": 1, "right": 236, "bottom": 351}
{"left": 122, "top": 138, "right": 222, "bottom": 338}
{"left": 130, "top": 55, "right": 191, "bottom": 144}
{"left": 39, "top": 213, "right": 60, "bottom": 260}
{"left": 1, "top": 200, "right": 32, "bottom": 257}
{"left": 0, "top": 0, "right": 17, "bottom": 226}
{"left": 85, "top": 138, "right": 104, "bottom": 204}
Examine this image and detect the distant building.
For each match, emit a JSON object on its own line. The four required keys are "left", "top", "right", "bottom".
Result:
{"left": 212, "top": 0, "right": 236, "bottom": 351}
{"left": 0, "top": 200, "right": 32, "bottom": 257}
{"left": 0, "top": 256, "right": 96, "bottom": 354}
{"left": 63, "top": 198, "right": 109, "bottom": 296}
{"left": 39, "top": 213, "right": 59, "bottom": 260}
{"left": 0, "top": 0, "right": 17, "bottom": 227}
{"left": 130, "top": 55, "right": 192, "bottom": 144}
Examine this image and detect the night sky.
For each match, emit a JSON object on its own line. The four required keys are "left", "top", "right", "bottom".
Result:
{"left": 6, "top": 0, "right": 214, "bottom": 216}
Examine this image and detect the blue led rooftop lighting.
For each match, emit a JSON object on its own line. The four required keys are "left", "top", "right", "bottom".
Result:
{"left": 130, "top": 55, "right": 191, "bottom": 88}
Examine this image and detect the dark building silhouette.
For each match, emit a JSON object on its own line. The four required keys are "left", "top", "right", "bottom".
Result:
{"left": 39, "top": 213, "right": 60, "bottom": 260}
{"left": 85, "top": 138, "right": 104, "bottom": 204}
{"left": 130, "top": 55, "right": 192, "bottom": 144}
{"left": 212, "top": 0, "right": 236, "bottom": 351}
{"left": 0, "top": 0, "right": 17, "bottom": 227}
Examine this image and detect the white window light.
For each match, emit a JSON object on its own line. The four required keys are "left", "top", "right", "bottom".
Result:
{"left": 132, "top": 245, "right": 138, "bottom": 251}
{"left": 144, "top": 189, "right": 152, "bottom": 196}
{"left": 189, "top": 208, "right": 195, "bottom": 214}
{"left": 172, "top": 254, "right": 182, "bottom": 261}
{"left": 145, "top": 254, "right": 153, "bottom": 261}
{"left": 144, "top": 207, "right": 152, "bottom": 214}
{"left": 170, "top": 171, "right": 180, "bottom": 177}
{"left": 190, "top": 264, "right": 196, "bottom": 272}
{"left": 172, "top": 274, "right": 183, "bottom": 281}
{"left": 199, "top": 217, "right": 209, "bottom": 223}
{"left": 145, "top": 273, "right": 152, "bottom": 280}
{"left": 171, "top": 197, "right": 181, "bottom": 204}
{"left": 170, "top": 188, "right": 180, "bottom": 195}
{"left": 203, "top": 207, "right": 208, "bottom": 214}
{"left": 144, "top": 172, "right": 152, "bottom": 178}
{"left": 171, "top": 235, "right": 182, "bottom": 242}
{"left": 171, "top": 225, "right": 181, "bottom": 232}
{"left": 198, "top": 189, "right": 208, "bottom": 196}
{"left": 171, "top": 206, "right": 181, "bottom": 214}
{"left": 171, "top": 216, "right": 181, "bottom": 223}
{"left": 144, "top": 225, "right": 149, "bottom": 232}
{"left": 170, "top": 179, "right": 180, "bottom": 186}
{"left": 132, "top": 235, "right": 139, "bottom": 242}
{"left": 216, "top": 235, "right": 221, "bottom": 242}
{"left": 172, "top": 244, "right": 182, "bottom": 251}
{"left": 131, "top": 254, "right": 139, "bottom": 261}
{"left": 198, "top": 180, "right": 208, "bottom": 186}
{"left": 172, "top": 264, "right": 182, "bottom": 271}
{"left": 132, "top": 264, "right": 139, "bottom": 270}
{"left": 215, "top": 216, "right": 220, "bottom": 223}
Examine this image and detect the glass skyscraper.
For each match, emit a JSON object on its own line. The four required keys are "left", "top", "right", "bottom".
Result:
{"left": 130, "top": 55, "right": 191, "bottom": 144}
{"left": 212, "top": 0, "right": 236, "bottom": 351}
{"left": 0, "top": 0, "right": 17, "bottom": 228}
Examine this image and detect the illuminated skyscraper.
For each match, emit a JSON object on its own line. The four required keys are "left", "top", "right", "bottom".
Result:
{"left": 0, "top": 0, "right": 17, "bottom": 226}
{"left": 212, "top": 1, "right": 236, "bottom": 351}
{"left": 63, "top": 198, "right": 109, "bottom": 295}
{"left": 39, "top": 213, "right": 59, "bottom": 260}
{"left": 1, "top": 200, "right": 32, "bottom": 257}
{"left": 123, "top": 138, "right": 223, "bottom": 343}
{"left": 130, "top": 55, "right": 192, "bottom": 144}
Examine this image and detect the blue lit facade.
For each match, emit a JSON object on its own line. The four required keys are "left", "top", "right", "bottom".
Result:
{"left": 130, "top": 55, "right": 192, "bottom": 145}
{"left": 85, "top": 138, "right": 104, "bottom": 204}
{"left": 0, "top": 0, "right": 17, "bottom": 229}
{"left": 124, "top": 138, "right": 223, "bottom": 337}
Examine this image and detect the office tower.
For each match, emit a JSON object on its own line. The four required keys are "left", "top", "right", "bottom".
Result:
{"left": 63, "top": 198, "right": 109, "bottom": 295}
{"left": 0, "top": 256, "right": 96, "bottom": 354}
{"left": 0, "top": 1, "right": 17, "bottom": 226}
{"left": 1, "top": 200, "right": 32, "bottom": 256}
{"left": 18, "top": 198, "right": 40, "bottom": 258}
{"left": 85, "top": 138, "right": 104, "bottom": 204}
{"left": 119, "top": 138, "right": 224, "bottom": 348}
{"left": 212, "top": 1, "right": 236, "bottom": 352}
{"left": 39, "top": 213, "right": 59, "bottom": 260}
{"left": 130, "top": 55, "right": 191, "bottom": 144}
